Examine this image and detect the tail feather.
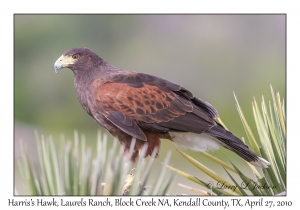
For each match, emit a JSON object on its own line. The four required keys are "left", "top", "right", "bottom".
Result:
{"left": 205, "top": 123, "right": 270, "bottom": 168}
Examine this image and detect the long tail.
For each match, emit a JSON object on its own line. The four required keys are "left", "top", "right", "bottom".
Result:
{"left": 205, "top": 123, "right": 270, "bottom": 168}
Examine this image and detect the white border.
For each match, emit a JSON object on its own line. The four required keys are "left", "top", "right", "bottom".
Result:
{"left": 1, "top": 0, "right": 299, "bottom": 209}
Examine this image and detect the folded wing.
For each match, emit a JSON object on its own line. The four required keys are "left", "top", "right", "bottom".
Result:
{"left": 88, "top": 72, "right": 218, "bottom": 140}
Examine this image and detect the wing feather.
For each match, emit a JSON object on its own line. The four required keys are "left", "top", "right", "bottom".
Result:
{"left": 105, "top": 111, "right": 147, "bottom": 141}
{"left": 90, "top": 72, "right": 217, "bottom": 139}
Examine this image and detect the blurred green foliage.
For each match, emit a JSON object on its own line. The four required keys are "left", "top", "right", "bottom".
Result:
{"left": 14, "top": 15, "right": 285, "bottom": 195}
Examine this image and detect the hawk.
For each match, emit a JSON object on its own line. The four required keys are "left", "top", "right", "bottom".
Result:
{"left": 54, "top": 47, "right": 269, "bottom": 168}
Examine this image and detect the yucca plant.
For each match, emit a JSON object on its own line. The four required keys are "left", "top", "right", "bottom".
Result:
{"left": 17, "top": 131, "right": 174, "bottom": 195}
{"left": 167, "top": 85, "right": 286, "bottom": 196}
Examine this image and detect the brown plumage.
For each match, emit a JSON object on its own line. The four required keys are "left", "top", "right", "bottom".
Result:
{"left": 54, "top": 47, "right": 269, "bottom": 167}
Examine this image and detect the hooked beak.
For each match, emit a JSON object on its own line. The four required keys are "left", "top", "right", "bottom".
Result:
{"left": 54, "top": 54, "right": 74, "bottom": 73}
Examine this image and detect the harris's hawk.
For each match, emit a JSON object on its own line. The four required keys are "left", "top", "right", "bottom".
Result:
{"left": 54, "top": 47, "right": 269, "bottom": 168}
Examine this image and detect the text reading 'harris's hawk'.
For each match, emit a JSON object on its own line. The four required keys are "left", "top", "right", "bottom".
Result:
{"left": 54, "top": 47, "right": 269, "bottom": 168}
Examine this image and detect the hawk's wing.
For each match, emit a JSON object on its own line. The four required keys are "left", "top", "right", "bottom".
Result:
{"left": 88, "top": 71, "right": 218, "bottom": 141}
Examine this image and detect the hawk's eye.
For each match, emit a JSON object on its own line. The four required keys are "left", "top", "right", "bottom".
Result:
{"left": 72, "top": 54, "right": 79, "bottom": 60}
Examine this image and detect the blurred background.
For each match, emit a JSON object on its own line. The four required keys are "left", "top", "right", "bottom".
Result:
{"left": 14, "top": 14, "right": 285, "bottom": 195}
